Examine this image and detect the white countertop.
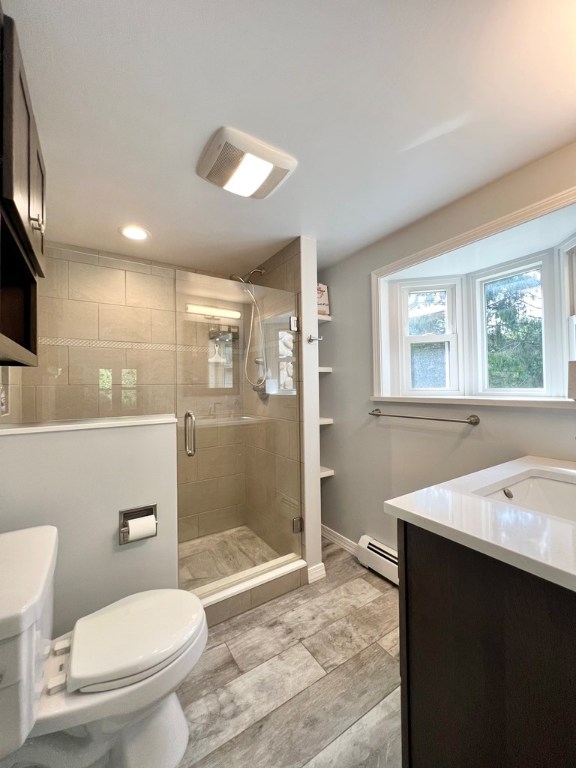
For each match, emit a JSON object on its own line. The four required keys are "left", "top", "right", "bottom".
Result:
{"left": 385, "top": 455, "right": 576, "bottom": 592}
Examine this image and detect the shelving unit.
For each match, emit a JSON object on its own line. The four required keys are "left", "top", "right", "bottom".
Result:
{"left": 318, "top": 312, "right": 334, "bottom": 478}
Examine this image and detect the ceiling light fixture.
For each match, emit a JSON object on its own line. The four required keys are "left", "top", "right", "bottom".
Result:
{"left": 185, "top": 304, "right": 241, "bottom": 320}
{"left": 197, "top": 127, "right": 297, "bottom": 199}
{"left": 121, "top": 225, "right": 149, "bottom": 240}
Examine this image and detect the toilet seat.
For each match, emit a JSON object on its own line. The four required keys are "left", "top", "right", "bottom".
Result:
{"left": 30, "top": 589, "right": 208, "bottom": 738}
{"left": 68, "top": 590, "right": 204, "bottom": 693}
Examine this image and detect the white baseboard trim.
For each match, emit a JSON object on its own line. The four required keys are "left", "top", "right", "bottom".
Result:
{"left": 307, "top": 562, "right": 327, "bottom": 583}
{"left": 321, "top": 524, "right": 357, "bottom": 556}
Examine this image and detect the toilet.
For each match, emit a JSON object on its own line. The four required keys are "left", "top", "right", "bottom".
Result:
{"left": 0, "top": 525, "right": 207, "bottom": 768}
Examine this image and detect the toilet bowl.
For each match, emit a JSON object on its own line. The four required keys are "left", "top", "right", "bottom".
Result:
{"left": 0, "top": 526, "right": 207, "bottom": 768}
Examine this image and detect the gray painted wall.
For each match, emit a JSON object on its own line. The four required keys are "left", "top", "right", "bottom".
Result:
{"left": 318, "top": 140, "right": 576, "bottom": 549}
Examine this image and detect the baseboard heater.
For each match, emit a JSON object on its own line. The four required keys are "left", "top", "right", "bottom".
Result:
{"left": 356, "top": 535, "right": 399, "bottom": 585}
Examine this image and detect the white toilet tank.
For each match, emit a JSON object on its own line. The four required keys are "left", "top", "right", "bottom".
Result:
{"left": 0, "top": 526, "right": 58, "bottom": 760}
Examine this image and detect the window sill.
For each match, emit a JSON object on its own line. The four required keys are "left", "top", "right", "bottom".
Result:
{"left": 371, "top": 395, "right": 576, "bottom": 410}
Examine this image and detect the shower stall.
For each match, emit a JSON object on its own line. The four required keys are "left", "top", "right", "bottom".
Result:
{"left": 174, "top": 270, "right": 303, "bottom": 596}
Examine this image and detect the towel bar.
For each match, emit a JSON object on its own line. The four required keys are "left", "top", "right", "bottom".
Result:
{"left": 369, "top": 408, "right": 480, "bottom": 425}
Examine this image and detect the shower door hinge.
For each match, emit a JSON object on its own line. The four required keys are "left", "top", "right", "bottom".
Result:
{"left": 292, "top": 516, "right": 303, "bottom": 534}
{"left": 290, "top": 316, "right": 299, "bottom": 332}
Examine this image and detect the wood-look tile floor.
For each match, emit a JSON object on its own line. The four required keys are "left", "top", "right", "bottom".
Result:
{"left": 176, "top": 539, "right": 401, "bottom": 767}
{"left": 179, "top": 526, "right": 280, "bottom": 589}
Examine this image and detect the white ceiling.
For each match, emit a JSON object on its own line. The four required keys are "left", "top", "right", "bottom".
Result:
{"left": 393, "top": 202, "right": 576, "bottom": 278}
{"left": 4, "top": 0, "right": 576, "bottom": 274}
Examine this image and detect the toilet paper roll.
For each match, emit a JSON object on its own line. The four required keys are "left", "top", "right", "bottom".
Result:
{"left": 126, "top": 515, "right": 156, "bottom": 542}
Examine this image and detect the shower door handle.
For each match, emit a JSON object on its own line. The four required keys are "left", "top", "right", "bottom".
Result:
{"left": 185, "top": 411, "right": 196, "bottom": 457}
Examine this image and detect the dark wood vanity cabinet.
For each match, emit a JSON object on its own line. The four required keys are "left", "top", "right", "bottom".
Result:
{"left": 0, "top": 8, "right": 46, "bottom": 365}
{"left": 399, "top": 522, "right": 576, "bottom": 768}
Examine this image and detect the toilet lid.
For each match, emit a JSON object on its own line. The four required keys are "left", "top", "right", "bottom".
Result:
{"left": 67, "top": 589, "right": 204, "bottom": 693}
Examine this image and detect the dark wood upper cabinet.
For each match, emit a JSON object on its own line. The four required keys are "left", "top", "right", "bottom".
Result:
{"left": 2, "top": 15, "right": 46, "bottom": 277}
{"left": 0, "top": 10, "right": 43, "bottom": 365}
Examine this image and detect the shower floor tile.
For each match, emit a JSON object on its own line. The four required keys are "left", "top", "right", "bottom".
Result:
{"left": 179, "top": 526, "right": 280, "bottom": 590}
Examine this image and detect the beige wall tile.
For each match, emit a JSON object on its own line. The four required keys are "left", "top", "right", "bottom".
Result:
{"left": 176, "top": 385, "right": 197, "bottom": 418}
{"left": 99, "top": 304, "right": 151, "bottom": 342}
{"left": 125, "top": 349, "right": 175, "bottom": 385}
{"left": 177, "top": 450, "right": 198, "bottom": 484}
{"left": 178, "top": 478, "right": 219, "bottom": 516}
{"left": 198, "top": 505, "right": 245, "bottom": 537}
{"left": 36, "top": 385, "right": 99, "bottom": 421}
{"left": 21, "top": 345, "right": 69, "bottom": 386}
{"left": 245, "top": 445, "right": 275, "bottom": 487}
{"left": 197, "top": 444, "right": 244, "bottom": 480}
{"left": 99, "top": 254, "right": 151, "bottom": 274}
{"left": 218, "top": 424, "right": 244, "bottom": 445}
{"left": 196, "top": 425, "right": 218, "bottom": 448}
{"left": 176, "top": 313, "right": 198, "bottom": 345}
{"left": 250, "top": 571, "right": 302, "bottom": 609}
{"left": 244, "top": 420, "right": 267, "bottom": 449}
{"left": 38, "top": 257, "right": 69, "bottom": 299}
{"left": 151, "top": 265, "right": 175, "bottom": 279}
{"left": 217, "top": 474, "right": 245, "bottom": 507}
{"left": 178, "top": 515, "right": 199, "bottom": 542}
{"left": 98, "top": 384, "right": 174, "bottom": 417}
{"left": 126, "top": 272, "right": 174, "bottom": 311}
{"left": 204, "top": 592, "right": 251, "bottom": 627}
{"left": 266, "top": 419, "right": 290, "bottom": 456}
{"left": 69, "top": 262, "right": 125, "bottom": 305}
{"left": 21, "top": 387, "right": 36, "bottom": 422}
{"left": 288, "top": 421, "right": 300, "bottom": 460}
{"left": 151, "top": 310, "right": 175, "bottom": 343}
{"left": 47, "top": 244, "right": 99, "bottom": 264}
{"left": 68, "top": 347, "right": 126, "bottom": 385}
{"left": 276, "top": 456, "right": 300, "bottom": 499}
{"left": 39, "top": 297, "right": 99, "bottom": 339}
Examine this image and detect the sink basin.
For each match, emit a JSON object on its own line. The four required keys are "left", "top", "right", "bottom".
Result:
{"left": 472, "top": 467, "right": 576, "bottom": 521}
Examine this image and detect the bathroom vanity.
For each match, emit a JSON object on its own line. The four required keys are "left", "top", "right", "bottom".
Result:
{"left": 385, "top": 456, "right": 576, "bottom": 768}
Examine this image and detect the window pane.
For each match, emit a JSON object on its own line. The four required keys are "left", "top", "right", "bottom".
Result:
{"left": 484, "top": 269, "right": 543, "bottom": 389}
{"left": 410, "top": 342, "right": 448, "bottom": 388}
{"left": 408, "top": 290, "right": 447, "bottom": 335}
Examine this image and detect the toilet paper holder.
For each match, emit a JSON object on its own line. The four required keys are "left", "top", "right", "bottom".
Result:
{"left": 119, "top": 505, "right": 158, "bottom": 545}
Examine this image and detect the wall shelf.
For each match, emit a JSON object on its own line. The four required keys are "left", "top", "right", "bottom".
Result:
{"left": 320, "top": 466, "right": 335, "bottom": 479}
{"left": 318, "top": 314, "right": 332, "bottom": 323}
{"left": 319, "top": 417, "right": 333, "bottom": 425}
{"left": 318, "top": 366, "right": 332, "bottom": 373}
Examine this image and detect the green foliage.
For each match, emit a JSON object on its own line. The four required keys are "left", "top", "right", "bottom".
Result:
{"left": 484, "top": 271, "right": 543, "bottom": 389}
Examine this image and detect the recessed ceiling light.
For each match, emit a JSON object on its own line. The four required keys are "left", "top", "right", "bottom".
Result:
{"left": 197, "top": 127, "right": 297, "bottom": 199}
{"left": 121, "top": 225, "right": 149, "bottom": 241}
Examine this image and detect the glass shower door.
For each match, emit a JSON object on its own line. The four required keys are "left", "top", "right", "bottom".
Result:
{"left": 174, "top": 271, "right": 302, "bottom": 592}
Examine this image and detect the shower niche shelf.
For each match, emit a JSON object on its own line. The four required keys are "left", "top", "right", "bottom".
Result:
{"left": 319, "top": 417, "right": 333, "bottom": 425}
{"left": 318, "top": 366, "right": 332, "bottom": 373}
{"left": 320, "top": 466, "right": 335, "bottom": 479}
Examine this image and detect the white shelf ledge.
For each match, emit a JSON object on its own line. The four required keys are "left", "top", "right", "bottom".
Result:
{"left": 319, "top": 417, "right": 334, "bottom": 425}
{"left": 318, "top": 366, "right": 333, "bottom": 373}
{"left": 320, "top": 466, "right": 335, "bottom": 478}
{"left": 318, "top": 315, "right": 332, "bottom": 323}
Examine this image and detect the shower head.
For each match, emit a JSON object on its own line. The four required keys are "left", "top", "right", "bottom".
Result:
{"left": 229, "top": 268, "right": 265, "bottom": 284}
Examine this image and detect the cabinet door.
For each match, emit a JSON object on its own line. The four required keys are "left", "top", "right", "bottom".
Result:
{"left": 2, "top": 16, "right": 46, "bottom": 275}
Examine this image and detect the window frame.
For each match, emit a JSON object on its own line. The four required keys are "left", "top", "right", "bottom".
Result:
{"left": 390, "top": 278, "right": 463, "bottom": 396}
{"left": 374, "top": 249, "right": 568, "bottom": 400}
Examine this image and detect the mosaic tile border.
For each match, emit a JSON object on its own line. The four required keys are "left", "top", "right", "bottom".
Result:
{"left": 39, "top": 337, "right": 205, "bottom": 353}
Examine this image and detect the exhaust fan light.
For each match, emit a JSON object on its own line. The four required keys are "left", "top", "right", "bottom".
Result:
{"left": 197, "top": 127, "right": 297, "bottom": 199}
{"left": 186, "top": 304, "right": 241, "bottom": 320}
